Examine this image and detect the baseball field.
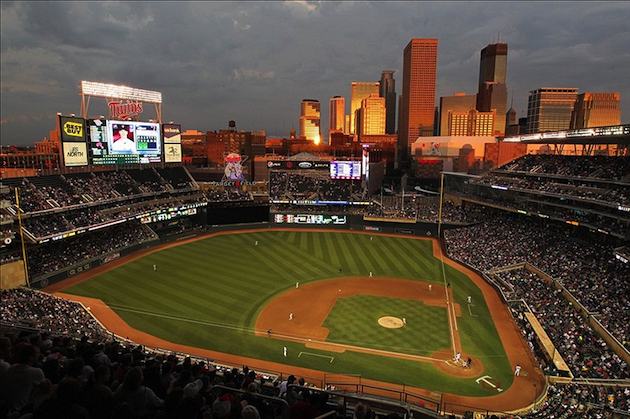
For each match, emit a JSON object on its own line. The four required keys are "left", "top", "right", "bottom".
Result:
{"left": 51, "top": 229, "right": 544, "bottom": 412}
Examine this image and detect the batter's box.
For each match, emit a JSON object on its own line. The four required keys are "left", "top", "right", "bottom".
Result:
{"left": 298, "top": 351, "right": 335, "bottom": 364}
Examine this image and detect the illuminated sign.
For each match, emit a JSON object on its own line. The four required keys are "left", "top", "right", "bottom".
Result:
{"left": 504, "top": 124, "right": 629, "bottom": 142}
{"left": 267, "top": 161, "right": 330, "bottom": 170}
{"left": 62, "top": 142, "right": 88, "bottom": 166}
{"left": 90, "top": 120, "right": 161, "bottom": 165}
{"left": 108, "top": 100, "right": 143, "bottom": 120}
{"left": 81, "top": 81, "right": 162, "bottom": 103}
{"left": 163, "top": 124, "right": 182, "bottom": 143}
{"left": 273, "top": 214, "right": 347, "bottom": 225}
{"left": 59, "top": 116, "right": 86, "bottom": 142}
{"left": 164, "top": 143, "right": 182, "bottom": 163}
{"left": 330, "top": 161, "right": 361, "bottom": 179}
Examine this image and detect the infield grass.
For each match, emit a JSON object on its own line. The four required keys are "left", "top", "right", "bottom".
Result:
{"left": 324, "top": 295, "right": 450, "bottom": 355}
{"left": 64, "top": 230, "right": 513, "bottom": 396}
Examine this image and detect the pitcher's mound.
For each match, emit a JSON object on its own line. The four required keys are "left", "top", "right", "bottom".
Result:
{"left": 378, "top": 316, "right": 404, "bottom": 329}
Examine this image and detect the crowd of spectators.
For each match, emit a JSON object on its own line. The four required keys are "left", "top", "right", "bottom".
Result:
{"left": 452, "top": 193, "right": 630, "bottom": 237}
{"left": 270, "top": 171, "right": 365, "bottom": 203}
{"left": 21, "top": 191, "right": 208, "bottom": 240}
{"left": 444, "top": 214, "right": 630, "bottom": 347}
{"left": 1, "top": 289, "right": 108, "bottom": 340}
{"left": 494, "top": 269, "right": 627, "bottom": 379}
{"left": 27, "top": 223, "right": 157, "bottom": 278}
{"left": 365, "top": 196, "right": 485, "bottom": 224}
{"left": 499, "top": 155, "right": 630, "bottom": 181}
{"left": 9, "top": 168, "right": 196, "bottom": 215}
{"left": 528, "top": 383, "right": 629, "bottom": 418}
{"left": 473, "top": 173, "right": 630, "bottom": 207}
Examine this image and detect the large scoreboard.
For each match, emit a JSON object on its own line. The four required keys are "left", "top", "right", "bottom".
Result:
{"left": 59, "top": 115, "right": 176, "bottom": 166}
{"left": 90, "top": 120, "right": 161, "bottom": 165}
{"left": 330, "top": 161, "right": 361, "bottom": 179}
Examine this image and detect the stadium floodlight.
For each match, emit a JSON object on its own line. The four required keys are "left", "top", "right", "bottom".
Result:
{"left": 81, "top": 81, "right": 162, "bottom": 103}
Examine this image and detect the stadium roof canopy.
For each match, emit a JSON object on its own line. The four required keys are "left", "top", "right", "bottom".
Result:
{"left": 503, "top": 124, "right": 630, "bottom": 145}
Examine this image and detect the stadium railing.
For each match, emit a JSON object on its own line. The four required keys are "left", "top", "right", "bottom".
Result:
{"left": 211, "top": 384, "right": 290, "bottom": 419}
{"left": 288, "top": 384, "right": 440, "bottom": 419}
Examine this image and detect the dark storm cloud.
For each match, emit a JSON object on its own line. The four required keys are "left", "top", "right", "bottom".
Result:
{"left": 1, "top": 1, "right": 629, "bottom": 145}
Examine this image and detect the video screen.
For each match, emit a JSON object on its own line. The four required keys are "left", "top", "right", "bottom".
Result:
{"left": 330, "top": 161, "right": 361, "bottom": 179}
{"left": 89, "top": 119, "right": 161, "bottom": 165}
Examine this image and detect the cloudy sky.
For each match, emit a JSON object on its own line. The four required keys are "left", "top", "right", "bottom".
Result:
{"left": 1, "top": 1, "right": 629, "bottom": 145}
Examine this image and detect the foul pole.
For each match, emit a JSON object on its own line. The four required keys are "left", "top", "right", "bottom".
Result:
{"left": 14, "top": 188, "right": 31, "bottom": 287}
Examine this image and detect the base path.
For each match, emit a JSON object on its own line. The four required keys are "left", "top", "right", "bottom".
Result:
{"left": 255, "top": 276, "right": 460, "bottom": 341}
{"left": 48, "top": 227, "right": 545, "bottom": 415}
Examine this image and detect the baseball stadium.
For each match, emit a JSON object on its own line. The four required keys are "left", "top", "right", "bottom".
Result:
{"left": 1, "top": 81, "right": 629, "bottom": 419}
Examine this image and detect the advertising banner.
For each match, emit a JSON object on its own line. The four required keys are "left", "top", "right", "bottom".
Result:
{"left": 59, "top": 116, "right": 86, "bottom": 142}
{"left": 163, "top": 124, "right": 182, "bottom": 143}
{"left": 164, "top": 143, "right": 182, "bottom": 163}
{"left": 62, "top": 142, "right": 88, "bottom": 166}
{"left": 266, "top": 160, "right": 330, "bottom": 170}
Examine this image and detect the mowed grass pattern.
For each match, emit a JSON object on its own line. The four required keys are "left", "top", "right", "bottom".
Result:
{"left": 65, "top": 230, "right": 513, "bottom": 395}
{"left": 324, "top": 295, "right": 450, "bottom": 355}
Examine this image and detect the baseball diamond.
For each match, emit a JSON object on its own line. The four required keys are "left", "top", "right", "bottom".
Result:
{"left": 45, "top": 228, "right": 546, "bottom": 411}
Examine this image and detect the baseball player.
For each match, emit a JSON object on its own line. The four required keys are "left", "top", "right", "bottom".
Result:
{"left": 153, "top": 264, "right": 157, "bottom": 271}
{"left": 514, "top": 364, "right": 521, "bottom": 376}
{"left": 369, "top": 271, "right": 373, "bottom": 278}
{"left": 467, "top": 296, "right": 472, "bottom": 304}
{"left": 428, "top": 284, "right": 432, "bottom": 292}
{"left": 283, "top": 347, "right": 287, "bottom": 357}
{"left": 402, "top": 317, "right": 406, "bottom": 325}
{"left": 295, "top": 282, "right": 299, "bottom": 288}
{"left": 289, "top": 313, "right": 294, "bottom": 321}
{"left": 454, "top": 352, "right": 461, "bottom": 364}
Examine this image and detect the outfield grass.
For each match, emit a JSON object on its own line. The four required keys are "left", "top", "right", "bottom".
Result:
{"left": 65, "top": 230, "right": 513, "bottom": 395}
{"left": 324, "top": 295, "right": 450, "bottom": 356}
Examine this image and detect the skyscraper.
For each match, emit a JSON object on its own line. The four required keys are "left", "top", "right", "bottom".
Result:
{"left": 329, "top": 96, "right": 345, "bottom": 142}
{"left": 439, "top": 93, "right": 477, "bottom": 136}
{"left": 350, "top": 82, "right": 380, "bottom": 135}
{"left": 477, "top": 43, "right": 508, "bottom": 136}
{"left": 447, "top": 109, "right": 495, "bottom": 136}
{"left": 527, "top": 88, "right": 578, "bottom": 133}
{"left": 571, "top": 92, "right": 621, "bottom": 129}
{"left": 359, "top": 94, "right": 386, "bottom": 138}
{"left": 399, "top": 38, "right": 438, "bottom": 154}
{"left": 505, "top": 105, "right": 519, "bottom": 136}
{"left": 379, "top": 71, "right": 397, "bottom": 134}
{"left": 299, "top": 99, "right": 321, "bottom": 144}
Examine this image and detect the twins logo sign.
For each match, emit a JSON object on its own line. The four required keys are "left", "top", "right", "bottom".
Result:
{"left": 108, "top": 100, "right": 143, "bottom": 120}
{"left": 223, "top": 153, "right": 249, "bottom": 185}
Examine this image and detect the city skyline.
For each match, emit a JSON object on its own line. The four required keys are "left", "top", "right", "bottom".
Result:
{"left": 1, "top": 1, "right": 629, "bottom": 145}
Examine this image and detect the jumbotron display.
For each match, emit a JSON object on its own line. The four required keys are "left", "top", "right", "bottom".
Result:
{"left": 330, "top": 160, "right": 361, "bottom": 179}
{"left": 89, "top": 119, "right": 161, "bottom": 165}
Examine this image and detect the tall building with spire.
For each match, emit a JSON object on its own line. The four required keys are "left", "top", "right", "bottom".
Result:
{"left": 379, "top": 71, "right": 396, "bottom": 134}
{"left": 329, "top": 96, "right": 345, "bottom": 142}
{"left": 399, "top": 38, "right": 439, "bottom": 155}
{"left": 299, "top": 99, "right": 321, "bottom": 144}
{"left": 476, "top": 43, "right": 508, "bottom": 136}
{"left": 350, "top": 82, "right": 380, "bottom": 135}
